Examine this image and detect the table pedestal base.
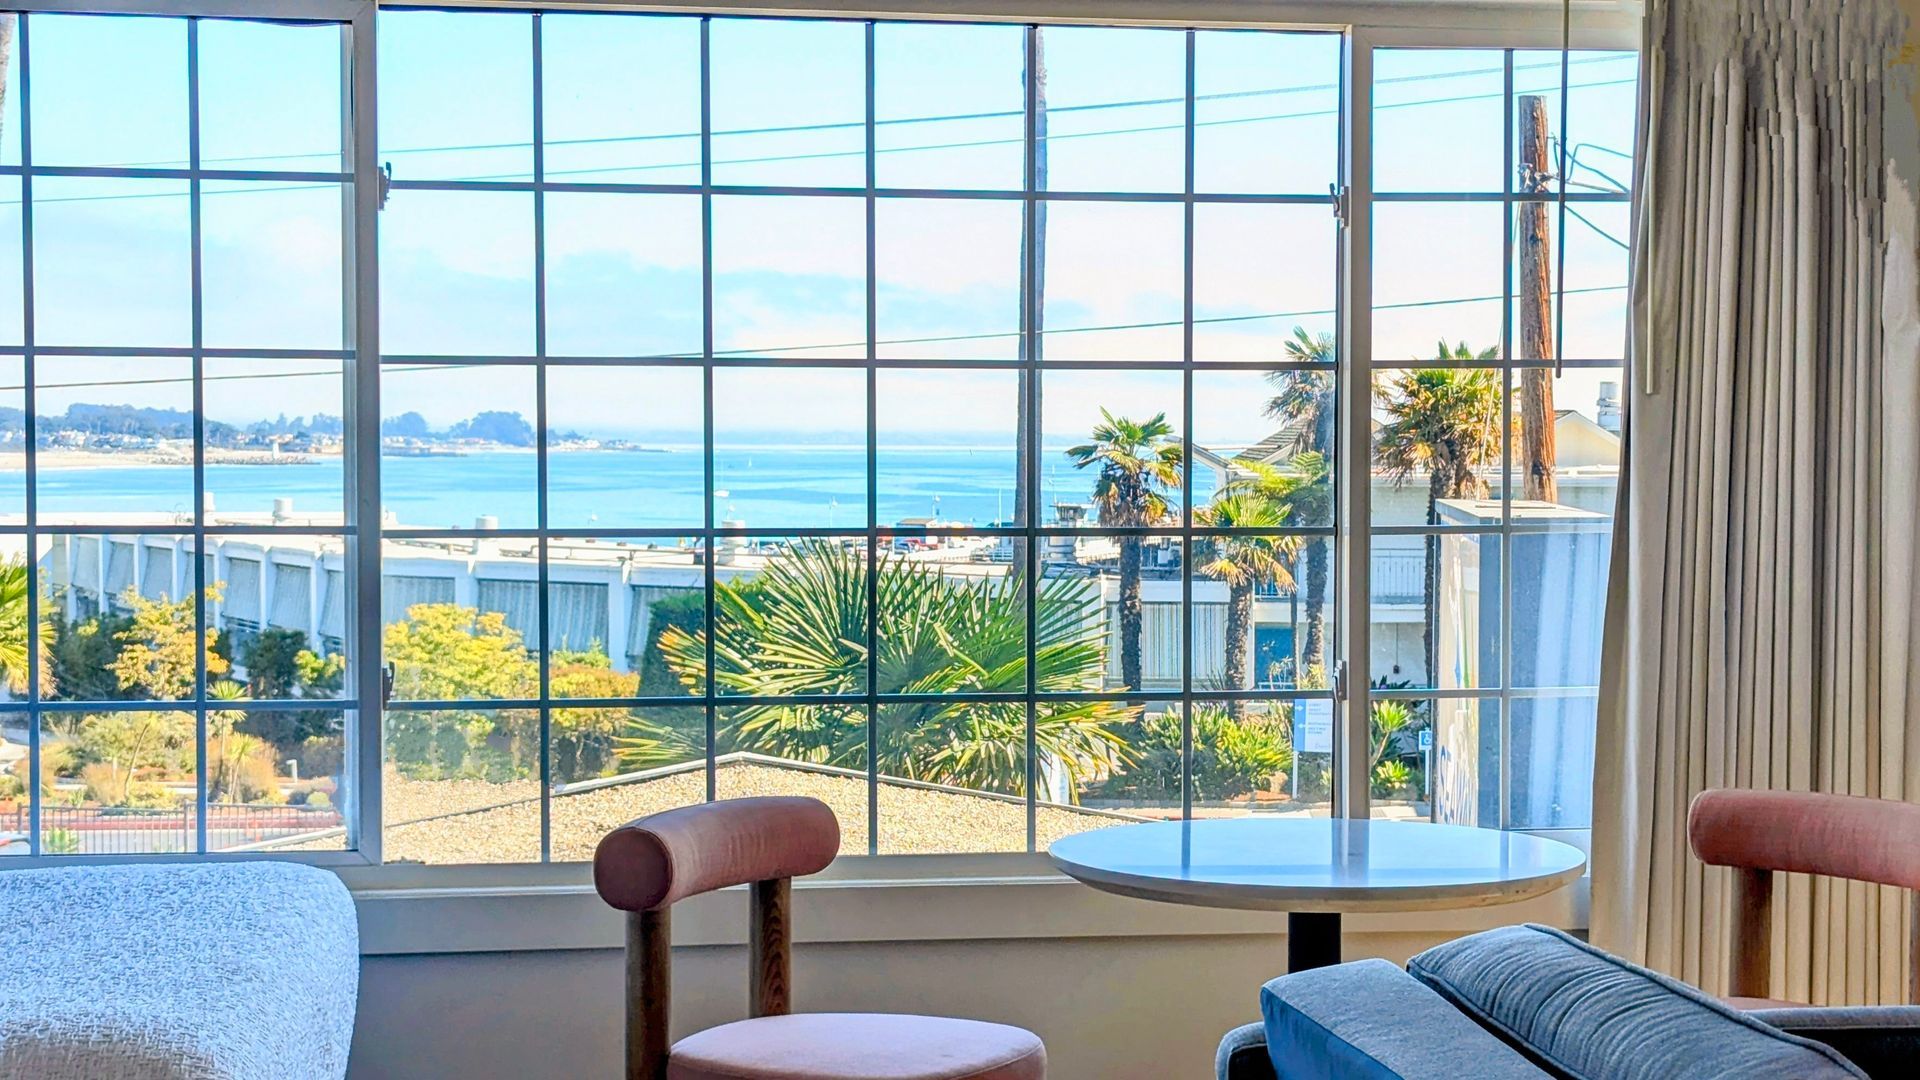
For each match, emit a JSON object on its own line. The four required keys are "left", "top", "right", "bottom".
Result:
{"left": 1287, "top": 912, "right": 1341, "bottom": 972}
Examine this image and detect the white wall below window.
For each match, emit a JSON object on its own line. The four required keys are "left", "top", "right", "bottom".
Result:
{"left": 352, "top": 931, "right": 1446, "bottom": 1079}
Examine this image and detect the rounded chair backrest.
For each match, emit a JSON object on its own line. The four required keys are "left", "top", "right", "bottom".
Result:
{"left": 594, "top": 795, "right": 840, "bottom": 912}
{"left": 1688, "top": 788, "right": 1920, "bottom": 890}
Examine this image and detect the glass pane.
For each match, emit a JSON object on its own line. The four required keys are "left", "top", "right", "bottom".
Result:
{"left": 199, "top": 19, "right": 344, "bottom": 174}
{"left": 1037, "top": 27, "right": 1184, "bottom": 194}
{"left": 203, "top": 357, "right": 344, "bottom": 523}
{"left": 1511, "top": 50, "right": 1639, "bottom": 195}
{"left": 1373, "top": 202, "right": 1503, "bottom": 364}
{"left": 542, "top": 14, "right": 701, "bottom": 186}
{"left": 711, "top": 195, "right": 866, "bottom": 360}
{"left": 1506, "top": 693, "right": 1595, "bottom": 828}
{"left": 1040, "top": 201, "right": 1183, "bottom": 360}
{"left": 1193, "top": 204, "right": 1336, "bottom": 363}
{"left": 1367, "top": 531, "right": 1500, "bottom": 691}
{"left": 383, "top": 540, "right": 540, "bottom": 704}
{"left": 0, "top": 17, "right": 20, "bottom": 168}
{"left": 709, "top": 18, "right": 865, "bottom": 188}
{"left": 1511, "top": 201, "right": 1630, "bottom": 362}
{"left": 874, "top": 22, "right": 1024, "bottom": 191}
{"left": 1373, "top": 49, "right": 1503, "bottom": 193}
{"left": 32, "top": 178, "right": 192, "bottom": 349}
{"left": 1371, "top": 365, "right": 1505, "bottom": 527}
{"left": 379, "top": 11, "right": 532, "bottom": 182}
{"left": 47, "top": 537, "right": 202, "bottom": 701}
{"left": 41, "top": 709, "right": 195, "bottom": 853}
{"left": 1191, "top": 368, "right": 1334, "bottom": 527}
{"left": 29, "top": 14, "right": 187, "bottom": 169}
{"left": 1194, "top": 31, "right": 1340, "bottom": 195}
{"left": 1193, "top": 535, "right": 1331, "bottom": 692}
{"left": 207, "top": 706, "right": 346, "bottom": 853}
{"left": 1040, "top": 368, "right": 1184, "bottom": 527}
{"left": 201, "top": 534, "right": 348, "bottom": 706}
{"left": 875, "top": 197, "right": 1022, "bottom": 361}
{"left": 384, "top": 708, "right": 540, "bottom": 863}
{"left": 875, "top": 698, "right": 1033, "bottom": 854}
{"left": 876, "top": 367, "right": 1017, "bottom": 529}
{"left": 0, "top": 357, "right": 23, "bottom": 517}
{"left": 716, "top": 703, "right": 862, "bottom": 858}
{"left": 875, "top": 557, "right": 1025, "bottom": 697}
{"left": 201, "top": 181, "right": 345, "bottom": 351}
{"left": 544, "top": 193, "right": 703, "bottom": 357}
{"left": 1367, "top": 694, "right": 1436, "bottom": 820}
{"left": 545, "top": 536, "right": 701, "bottom": 703}
{"left": 708, "top": 538, "right": 871, "bottom": 699}
{"left": 547, "top": 364, "right": 703, "bottom": 530}
{"left": 33, "top": 358, "right": 196, "bottom": 523}
{"left": 549, "top": 706, "right": 705, "bottom": 860}
{"left": 0, "top": 178, "right": 23, "bottom": 346}
{"left": 1415, "top": 694, "right": 1498, "bottom": 826}
{"left": 380, "top": 189, "right": 535, "bottom": 356}
{"left": 711, "top": 367, "right": 867, "bottom": 530}
{"left": 1091, "top": 699, "right": 1317, "bottom": 817}
{"left": 1503, "top": 366, "right": 1623, "bottom": 519}
{"left": 380, "top": 364, "right": 538, "bottom": 530}
{"left": 1508, "top": 518, "right": 1610, "bottom": 693}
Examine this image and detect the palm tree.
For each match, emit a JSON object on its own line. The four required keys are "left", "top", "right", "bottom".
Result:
{"left": 1066, "top": 410, "right": 1182, "bottom": 691}
{"left": 1264, "top": 329, "right": 1336, "bottom": 671}
{"left": 0, "top": 556, "right": 53, "bottom": 697}
{"left": 654, "top": 542, "right": 1129, "bottom": 798}
{"left": 1194, "top": 491, "right": 1292, "bottom": 716}
{"left": 1374, "top": 343, "right": 1503, "bottom": 682}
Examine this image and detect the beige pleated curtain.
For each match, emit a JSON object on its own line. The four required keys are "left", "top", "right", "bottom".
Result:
{"left": 1590, "top": 0, "right": 1920, "bottom": 1004}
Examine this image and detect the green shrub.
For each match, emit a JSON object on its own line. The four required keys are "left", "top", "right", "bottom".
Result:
{"left": 41, "top": 827, "right": 80, "bottom": 855}
{"left": 304, "top": 790, "right": 332, "bottom": 810}
{"left": 1095, "top": 705, "right": 1292, "bottom": 802}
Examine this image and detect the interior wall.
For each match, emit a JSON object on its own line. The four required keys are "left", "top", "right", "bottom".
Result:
{"left": 349, "top": 930, "right": 1447, "bottom": 1080}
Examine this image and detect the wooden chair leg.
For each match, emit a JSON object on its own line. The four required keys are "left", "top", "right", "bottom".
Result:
{"left": 750, "top": 877, "right": 792, "bottom": 1018}
{"left": 628, "top": 908, "right": 671, "bottom": 1080}
{"left": 1730, "top": 868, "right": 1773, "bottom": 999}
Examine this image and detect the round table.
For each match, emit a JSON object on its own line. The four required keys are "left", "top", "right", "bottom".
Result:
{"left": 1047, "top": 818, "right": 1586, "bottom": 972}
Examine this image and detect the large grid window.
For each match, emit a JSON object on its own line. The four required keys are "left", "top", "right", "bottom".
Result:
{"left": 0, "top": 4, "right": 1639, "bottom": 868}
{"left": 1368, "top": 47, "right": 1635, "bottom": 832}
{"left": 372, "top": 10, "right": 1345, "bottom": 862}
{"left": 0, "top": 9, "right": 367, "bottom": 858}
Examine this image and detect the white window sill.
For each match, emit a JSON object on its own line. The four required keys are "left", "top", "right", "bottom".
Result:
{"left": 342, "top": 852, "right": 1589, "bottom": 955}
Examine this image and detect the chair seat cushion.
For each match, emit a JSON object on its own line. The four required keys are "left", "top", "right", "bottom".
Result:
{"left": 668, "top": 1013, "right": 1045, "bottom": 1080}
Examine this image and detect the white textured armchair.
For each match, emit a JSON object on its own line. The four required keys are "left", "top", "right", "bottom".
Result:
{"left": 0, "top": 862, "right": 358, "bottom": 1080}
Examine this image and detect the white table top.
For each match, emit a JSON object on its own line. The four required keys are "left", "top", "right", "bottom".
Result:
{"left": 1047, "top": 818, "right": 1587, "bottom": 913}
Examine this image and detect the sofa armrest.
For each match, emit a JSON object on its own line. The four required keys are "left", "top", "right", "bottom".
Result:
{"left": 1216, "top": 1022, "right": 1277, "bottom": 1080}
{"left": 1751, "top": 1006, "right": 1920, "bottom": 1080}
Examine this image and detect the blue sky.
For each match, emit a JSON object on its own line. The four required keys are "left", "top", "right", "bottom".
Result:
{"left": 0, "top": 11, "right": 1635, "bottom": 453}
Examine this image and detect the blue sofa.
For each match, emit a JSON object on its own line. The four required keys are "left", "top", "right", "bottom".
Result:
{"left": 1216, "top": 924, "right": 1920, "bottom": 1080}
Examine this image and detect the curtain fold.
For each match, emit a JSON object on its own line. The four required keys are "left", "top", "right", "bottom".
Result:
{"left": 1591, "top": 0, "right": 1920, "bottom": 1004}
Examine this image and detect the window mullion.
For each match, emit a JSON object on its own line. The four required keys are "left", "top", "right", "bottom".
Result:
{"left": 1334, "top": 28, "right": 1374, "bottom": 821}
{"left": 346, "top": 2, "right": 384, "bottom": 865}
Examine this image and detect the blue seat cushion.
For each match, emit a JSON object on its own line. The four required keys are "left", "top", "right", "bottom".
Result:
{"left": 1261, "top": 958, "right": 1545, "bottom": 1080}
{"left": 1407, "top": 924, "right": 1869, "bottom": 1080}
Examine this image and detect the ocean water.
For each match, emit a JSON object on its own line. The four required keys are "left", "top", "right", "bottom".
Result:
{"left": 5, "top": 446, "right": 1229, "bottom": 531}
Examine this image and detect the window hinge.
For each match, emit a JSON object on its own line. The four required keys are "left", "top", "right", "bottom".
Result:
{"left": 377, "top": 162, "right": 393, "bottom": 210}
{"left": 1332, "top": 659, "right": 1349, "bottom": 701}
{"left": 381, "top": 662, "right": 396, "bottom": 706}
{"left": 1330, "top": 183, "right": 1349, "bottom": 226}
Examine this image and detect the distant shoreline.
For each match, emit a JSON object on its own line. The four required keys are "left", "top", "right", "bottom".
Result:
{"left": 0, "top": 448, "right": 343, "bottom": 470}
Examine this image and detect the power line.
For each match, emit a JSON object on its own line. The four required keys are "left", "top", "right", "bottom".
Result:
{"left": 3, "top": 283, "right": 1627, "bottom": 393}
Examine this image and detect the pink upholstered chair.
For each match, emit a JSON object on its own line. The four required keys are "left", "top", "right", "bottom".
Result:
{"left": 593, "top": 795, "right": 1047, "bottom": 1080}
{"left": 1688, "top": 788, "right": 1920, "bottom": 1009}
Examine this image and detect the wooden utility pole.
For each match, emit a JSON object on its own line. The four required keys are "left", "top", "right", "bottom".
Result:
{"left": 1014, "top": 35, "right": 1048, "bottom": 569}
{"left": 1516, "top": 95, "right": 1559, "bottom": 505}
